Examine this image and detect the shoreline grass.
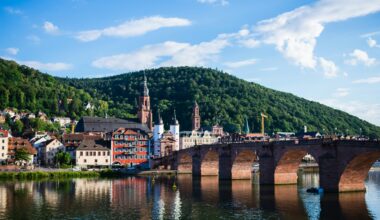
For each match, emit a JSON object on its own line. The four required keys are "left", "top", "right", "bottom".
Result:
{"left": 0, "top": 170, "right": 104, "bottom": 180}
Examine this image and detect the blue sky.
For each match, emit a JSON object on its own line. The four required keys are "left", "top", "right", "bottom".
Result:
{"left": 1, "top": 0, "right": 380, "bottom": 126}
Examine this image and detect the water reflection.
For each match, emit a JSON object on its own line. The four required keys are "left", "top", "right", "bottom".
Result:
{"left": 0, "top": 172, "right": 378, "bottom": 219}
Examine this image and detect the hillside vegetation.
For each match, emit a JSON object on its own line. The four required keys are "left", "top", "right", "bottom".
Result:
{"left": 59, "top": 67, "right": 380, "bottom": 138}
{"left": 0, "top": 58, "right": 107, "bottom": 119}
{"left": 1, "top": 58, "right": 378, "bottom": 137}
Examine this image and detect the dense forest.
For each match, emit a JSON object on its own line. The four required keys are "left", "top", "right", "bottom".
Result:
{"left": 58, "top": 66, "right": 380, "bottom": 138}
{"left": 0, "top": 58, "right": 108, "bottom": 119}
{"left": 1, "top": 58, "right": 379, "bottom": 137}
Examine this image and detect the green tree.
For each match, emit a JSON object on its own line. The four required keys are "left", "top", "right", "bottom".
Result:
{"left": 12, "top": 120, "right": 24, "bottom": 135}
{"left": 15, "top": 148, "right": 31, "bottom": 163}
{"left": 54, "top": 151, "right": 72, "bottom": 167}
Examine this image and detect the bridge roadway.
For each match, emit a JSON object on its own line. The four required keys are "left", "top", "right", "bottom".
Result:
{"left": 155, "top": 139, "right": 380, "bottom": 192}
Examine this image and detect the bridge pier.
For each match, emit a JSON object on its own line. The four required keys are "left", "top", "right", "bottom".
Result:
{"left": 259, "top": 155, "right": 275, "bottom": 185}
{"left": 219, "top": 146, "right": 232, "bottom": 179}
{"left": 319, "top": 155, "right": 340, "bottom": 192}
{"left": 192, "top": 152, "right": 201, "bottom": 177}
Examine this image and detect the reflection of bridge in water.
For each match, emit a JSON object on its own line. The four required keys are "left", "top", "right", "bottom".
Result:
{"left": 156, "top": 139, "right": 380, "bottom": 192}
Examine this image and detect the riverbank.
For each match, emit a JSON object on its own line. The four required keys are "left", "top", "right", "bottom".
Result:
{"left": 0, "top": 169, "right": 125, "bottom": 180}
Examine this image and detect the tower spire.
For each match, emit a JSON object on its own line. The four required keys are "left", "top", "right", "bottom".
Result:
{"left": 143, "top": 72, "right": 149, "bottom": 96}
{"left": 173, "top": 109, "right": 179, "bottom": 125}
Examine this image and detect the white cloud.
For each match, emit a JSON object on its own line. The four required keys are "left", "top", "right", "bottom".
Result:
{"left": 333, "top": 88, "right": 350, "bottom": 97}
{"left": 93, "top": 36, "right": 229, "bottom": 70}
{"left": 353, "top": 76, "right": 380, "bottom": 84}
{"left": 76, "top": 16, "right": 191, "bottom": 42}
{"left": 367, "top": 37, "right": 380, "bottom": 48}
{"left": 361, "top": 30, "right": 380, "bottom": 38}
{"left": 4, "top": 7, "right": 22, "bottom": 15}
{"left": 43, "top": 21, "right": 59, "bottom": 34}
{"left": 238, "top": 38, "right": 260, "bottom": 48}
{"left": 345, "top": 49, "right": 376, "bottom": 66}
{"left": 197, "top": 0, "right": 229, "bottom": 6}
{"left": 320, "top": 99, "right": 380, "bottom": 126}
{"left": 253, "top": 0, "right": 380, "bottom": 74}
{"left": 319, "top": 57, "right": 338, "bottom": 78}
{"left": 6, "top": 48, "right": 19, "bottom": 55}
{"left": 224, "top": 58, "right": 257, "bottom": 68}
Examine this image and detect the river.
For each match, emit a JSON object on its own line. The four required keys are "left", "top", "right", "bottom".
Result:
{"left": 0, "top": 171, "right": 379, "bottom": 219}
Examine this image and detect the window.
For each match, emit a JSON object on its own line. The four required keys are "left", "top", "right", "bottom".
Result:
{"left": 80, "top": 152, "right": 83, "bottom": 156}
{"left": 84, "top": 159, "right": 87, "bottom": 163}
{"left": 107, "top": 151, "right": 110, "bottom": 156}
{"left": 86, "top": 152, "right": 89, "bottom": 156}
{"left": 98, "top": 152, "right": 101, "bottom": 156}
{"left": 106, "top": 159, "right": 108, "bottom": 163}
{"left": 103, "top": 151, "right": 105, "bottom": 156}
{"left": 95, "top": 159, "right": 98, "bottom": 163}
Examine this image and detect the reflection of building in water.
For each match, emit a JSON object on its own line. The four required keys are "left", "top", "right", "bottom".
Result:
{"left": 74, "top": 179, "right": 112, "bottom": 201}
{"left": 0, "top": 186, "right": 7, "bottom": 213}
{"left": 111, "top": 177, "right": 148, "bottom": 208}
{"left": 299, "top": 172, "right": 319, "bottom": 187}
{"left": 42, "top": 182, "right": 59, "bottom": 207}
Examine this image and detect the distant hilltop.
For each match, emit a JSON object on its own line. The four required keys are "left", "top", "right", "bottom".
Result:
{"left": 1, "top": 58, "right": 379, "bottom": 138}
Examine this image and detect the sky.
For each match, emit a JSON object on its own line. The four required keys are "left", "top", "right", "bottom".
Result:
{"left": 1, "top": 0, "right": 380, "bottom": 126}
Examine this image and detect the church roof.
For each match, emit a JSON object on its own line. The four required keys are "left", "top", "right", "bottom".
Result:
{"left": 75, "top": 116, "right": 151, "bottom": 133}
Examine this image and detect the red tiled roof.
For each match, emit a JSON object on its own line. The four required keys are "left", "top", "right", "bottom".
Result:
{"left": 8, "top": 137, "right": 36, "bottom": 155}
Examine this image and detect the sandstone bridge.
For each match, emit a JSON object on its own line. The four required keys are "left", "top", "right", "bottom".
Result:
{"left": 154, "top": 139, "right": 380, "bottom": 192}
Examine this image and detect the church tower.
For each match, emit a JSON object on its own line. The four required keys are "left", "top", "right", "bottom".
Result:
{"left": 192, "top": 101, "right": 201, "bottom": 131}
{"left": 153, "top": 111, "right": 164, "bottom": 156}
{"left": 170, "top": 109, "right": 180, "bottom": 151}
{"left": 138, "top": 74, "right": 153, "bottom": 130}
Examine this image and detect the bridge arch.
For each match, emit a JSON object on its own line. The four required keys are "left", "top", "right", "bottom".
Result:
{"left": 338, "top": 151, "right": 380, "bottom": 192}
{"left": 231, "top": 150, "right": 257, "bottom": 179}
{"left": 177, "top": 153, "right": 192, "bottom": 174}
{"left": 274, "top": 149, "right": 318, "bottom": 184}
{"left": 201, "top": 150, "right": 219, "bottom": 176}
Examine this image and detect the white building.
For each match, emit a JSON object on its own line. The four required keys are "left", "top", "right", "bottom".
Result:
{"left": 76, "top": 140, "right": 111, "bottom": 168}
{"left": 153, "top": 111, "right": 180, "bottom": 157}
{"left": 179, "top": 130, "right": 219, "bottom": 150}
{"left": 170, "top": 110, "right": 180, "bottom": 151}
{"left": 41, "top": 139, "right": 65, "bottom": 165}
{"left": 153, "top": 114, "right": 164, "bottom": 157}
{"left": 52, "top": 117, "right": 71, "bottom": 127}
{"left": 0, "top": 130, "right": 9, "bottom": 163}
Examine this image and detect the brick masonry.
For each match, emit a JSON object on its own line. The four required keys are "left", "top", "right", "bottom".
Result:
{"left": 163, "top": 140, "right": 380, "bottom": 192}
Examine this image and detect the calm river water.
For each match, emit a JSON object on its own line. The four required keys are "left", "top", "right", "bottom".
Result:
{"left": 0, "top": 171, "right": 379, "bottom": 220}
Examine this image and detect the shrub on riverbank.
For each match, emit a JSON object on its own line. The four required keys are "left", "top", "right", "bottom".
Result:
{"left": 0, "top": 171, "right": 100, "bottom": 180}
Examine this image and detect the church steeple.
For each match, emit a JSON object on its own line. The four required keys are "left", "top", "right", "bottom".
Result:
{"left": 192, "top": 101, "right": 201, "bottom": 131}
{"left": 138, "top": 73, "right": 153, "bottom": 130}
{"left": 142, "top": 73, "right": 149, "bottom": 96}
{"left": 172, "top": 109, "right": 179, "bottom": 125}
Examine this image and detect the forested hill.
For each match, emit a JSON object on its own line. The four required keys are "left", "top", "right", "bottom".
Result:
{"left": 59, "top": 66, "right": 380, "bottom": 138}
{"left": 0, "top": 58, "right": 107, "bottom": 118}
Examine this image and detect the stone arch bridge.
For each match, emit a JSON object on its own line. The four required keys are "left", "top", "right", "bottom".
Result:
{"left": 155, "top": 139, "right": 380, "bottom": 192}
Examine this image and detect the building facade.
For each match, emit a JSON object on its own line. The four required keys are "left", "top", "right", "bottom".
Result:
{"left": 62, "top": 132, "right": 104, "bottom": 160}
{"left": 7, "top": 137, "right": 36, "bottom": 165}
{"left": 76, "top": 140, "right": 111, "bottom": 168}
{"left": 111, "top": 128, "right": 150, "bottom": 168}
{"left": 41, "top": 139, "right": 65, "bottom": 166}
{"left": 179, "top": 130, "right": 220, "bottom": 150}
{"left": 0, "top": 130, "right": 8, "bottom": 163}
